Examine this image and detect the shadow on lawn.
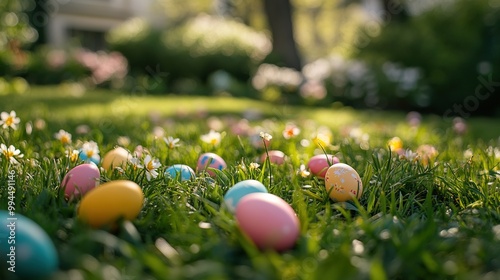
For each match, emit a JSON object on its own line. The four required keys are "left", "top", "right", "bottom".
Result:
{"left": 1, "top": 86, "right": 499, "bottom": 142}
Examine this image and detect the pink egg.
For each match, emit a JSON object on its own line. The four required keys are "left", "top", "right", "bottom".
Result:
{"left": 260, "top": 150, "right": 286, "bottom": 165}
{"left": 324, "top": 163, "right": 363, "bottom": 202}
{"left": 62, "top": 163, "right": 100, "bottom": 199}
{"left": 197, "top": 153, "right": 227, "bottom": 177}
{"left": 236, "top": 193, "right": 300, "bottom": 251}
{"left": 307, "top": 154, "right": 340, "bottom": 178}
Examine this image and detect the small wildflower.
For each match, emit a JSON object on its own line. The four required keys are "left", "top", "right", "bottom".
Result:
{"left": 406, "top": 111, "right": 422, "bottom": 127}
{"left": 0, "top": 144, "right": 24, "bottom": 164}
{"left": 463, "top": 148, "right": 473, "bottom": 159}
{"left": 0, "top": 111, "right": 21, "bottom": 130}
{"left": 238, "top": 160, "right": 247, "bottom": 171}
{"left": 66, "top": 149, "right": 80, "bottom": 162}
{"left": 416, "top": 144, "right": 438, "bottom": 166}
{"left": 34, "top": 118, "right": 46, "bottom": 130}
{"left": 25, "top": 122, "right": 33, "bottom": 135}
{"left": 388, "top": 137, "right": 403, "bottom": 151}
{"left": 259, "top": 131, "right": 273, "bottom": 141}
{"left": 399, "top": 149, "right": 419, "bottom": 162}
{"left": 129, "top": 156, "right": 141, "bottom": 170}
{"left": 453, "top": 117, "right": 467, "bottom": 135}
{"left": 207, "top": 117, "right": 224, "bottom": 131}
{"left": 249, "top": 162, "right": 260, "bottom": 170}
{"left": 54, "top": 129, "right": 72, "bottom": 145}
{"left": 485, "top": 146, "right": 500, "bottom": 160}
{"left": 76, "top": 124, "right": 90, "bottom": 134}
{"left": 117, "top": 136, "right": 130, "bottom": 147}
{"left": 201, "top": 130, "right": 222, "bottom": 146}
{"left": 79, "top": 141, "right": 100, "bottom": 164}
{"left": 143, "top": 154, "right": 161, "bottom": 181}
{"left": 283, "top": 123, "right": 300, "bottom": 139}
{"left": 153, "top": 126, "right": 165, "bottom": 139}
{"left": 297, "top": 164, "right": 311, "bottom": 178}
{"left": 312, "top": 133, "right": 331, "bottom": 148}
{"left": 164, "top": 136, "right": 181, "bottom": 149}
{"left": 134, "top": 145, "right": 144, "bottom": 158}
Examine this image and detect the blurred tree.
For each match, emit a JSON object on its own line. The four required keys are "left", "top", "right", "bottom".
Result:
{"left": 0, "top": 0, "right": 37, "bottom": 49}
{"left": 158, "top": 0, "right": 213, "bottom": 27}
{"left": 262, "top": 0, "right": 302, "bottom": 70}
{"left": 0, "top": 0, "right": 37, "bottom": 73}
{"left": 381, "top": 0, "right": 408, "bottom": 22}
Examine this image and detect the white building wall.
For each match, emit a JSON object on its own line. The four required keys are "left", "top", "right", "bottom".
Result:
{"left": 46, "top": 0, "right": 161, "bottom": 48}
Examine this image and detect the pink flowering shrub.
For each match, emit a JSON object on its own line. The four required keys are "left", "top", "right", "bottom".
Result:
{"left": 23, "top": 47, "right": 128, "bottom": 88}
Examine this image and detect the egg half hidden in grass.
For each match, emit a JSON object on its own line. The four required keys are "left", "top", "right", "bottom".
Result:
{"left": 307, "top": 154, "right": 340, "bottom": 179}
{"left": 78, "top": 180, "right": 144, "bottom": 228}
{"left": 324, "top": 163, "right": 363, "bottom": 202}
{"left": 197, "top": 153, "right": 227, "bottom": 177}
{"left": 102, "top": 147, "right": 131, "bottom": 171}
{"left": 260, "top": 150, "right": 286, "bottom": 165}
{"left": 235, "top": 193, "right": 300, "bottom": 251}
{"left": 165, "top": 164, "right": 196, "bottom": 182}
{"left": 223, "top": 179, "right": 268, "bottom": 213}
{"left": 62, "top": 163, "right": 100, "bottom": 199}
{"left": 0, "top": 211, "right": 59, "bottom": 279}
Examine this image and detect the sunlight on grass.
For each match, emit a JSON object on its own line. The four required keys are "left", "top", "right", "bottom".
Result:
{"left": 0, "top": 86, "right": 499, "bottom": 279}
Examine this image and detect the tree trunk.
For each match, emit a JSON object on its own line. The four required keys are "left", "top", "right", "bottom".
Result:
{"left": 262, "top": 0, "right": 302, "bottom": 70}
{"left": 381, "top": 0, "right": 409, "bottom": 22}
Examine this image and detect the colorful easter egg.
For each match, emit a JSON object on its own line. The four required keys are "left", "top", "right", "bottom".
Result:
{"left": 236, "top": 193, "right": 300, "bottom": 251}
{"left": 324, "top": 163, "right": 363, "bottom": 202}
{"left": 78, "top": 180, "right": 144, "bottom": 228}
{"left": 197, "top": 153, "right": 227, "bottom": 177}
{"left": 0, "top": 211, "right": 59, "bottom": 278}
{"left": 223, "top": 179, "right": 268, "bottom": 212}
{"left": 307, "top": 154, "right": 340, "bottom": 178}
{"left": 102, "top": 147, "right": 131, "bottom": 170}
{"left": 260, "top": 150, "right": 286, "bottom": 165}
{"left": 165, "top": 164, "right": 195, "bottom": 182}
{"left": 62, "top": 163, "right": 100, "bottom": 199}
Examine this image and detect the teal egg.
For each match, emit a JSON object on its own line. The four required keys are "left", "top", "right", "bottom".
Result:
{"left": 0, "top": 211, "right": 58, "bottom": 278}
{"left": 223, "top": 180, "right": 268, "bottom": 212}
{"left": 165, "top": 164, "right": 196, "bottom": 181}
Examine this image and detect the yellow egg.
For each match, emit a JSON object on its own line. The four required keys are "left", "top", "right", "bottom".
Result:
{"left": 78, "top": 180, "right": 143, "bottom": 228}
{"left": 324, "top": 163, "right": 363, "bottom": 202}
{"left": 102, "top": 147, "right": 131, "bottom": 170}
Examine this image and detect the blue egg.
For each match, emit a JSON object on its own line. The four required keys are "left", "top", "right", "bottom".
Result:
{"left": 165, "top": 164, "right": 195, "bottom": 181}
{"left": 223, "top": 180, "right": 268, "bottom": 212}
{"left": 0, "top": 211, "right": 58, "bottom": 278}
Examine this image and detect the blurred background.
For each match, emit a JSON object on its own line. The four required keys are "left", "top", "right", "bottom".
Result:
{"left": 1, "top": 0, "right": 499, "bottom": 117}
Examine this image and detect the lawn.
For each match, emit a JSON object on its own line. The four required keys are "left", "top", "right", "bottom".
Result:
{"left": 0, "top": 86, "right": 499, "bottom": 280}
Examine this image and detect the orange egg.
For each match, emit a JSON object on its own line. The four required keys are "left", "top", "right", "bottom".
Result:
{"left": 324, "top": 163, "right": 363, "bottom": 202}
{"left": 102, "top": 147, "right": 131, "bottom": 170}
{"left": 78, "top": 180, "right": 143, "bottom": 228}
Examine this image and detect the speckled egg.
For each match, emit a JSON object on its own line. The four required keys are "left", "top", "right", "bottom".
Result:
{"left": 260, "top": 150, "right": 286, "bottom": 165}
{"left": 102, "top": 147, "right": 131, "bottom": 170}
{"left": 0, "top": 211, "right": 59, "bottom": 278}
{"left": 62, "top": 163, "right": 100, "bottom": 199}
{"left": 197, "top": 153, "right": 227, "bottom": 177}
{"left": 324, "top": 163, "right": 363, "bottom": 202}
{"left": 236, "top": 193, "right": 300, "bottom": 251}
{"left": 307, "top": 154, "right": 340, "bottom": 178}
{"left": 223, "top": 180, "right": 268, "bottom": 212}
{"left": 165, "top": 164, "right": 195, "bottom": 181}
{"left": 78, "top": 180, "right": 144, "bottom": 228}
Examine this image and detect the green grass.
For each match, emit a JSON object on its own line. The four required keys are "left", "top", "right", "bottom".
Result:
{"left": 0, "top": 86, "right": 499, "bottom": 279}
